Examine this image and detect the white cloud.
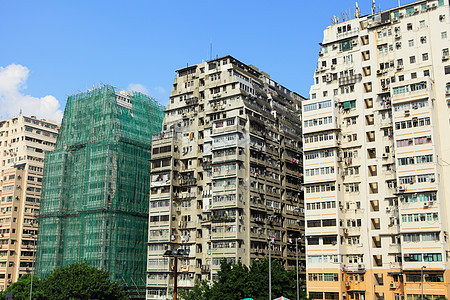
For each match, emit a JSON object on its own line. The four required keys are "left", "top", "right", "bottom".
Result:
{"left": 0, "top": 64, "right": 63, "bottom": 122}
{"left": 127, "top": 83, "right": 149, "bottom": 95}
{"left": 153, "top": 86, "right": 166, "bottom": 95}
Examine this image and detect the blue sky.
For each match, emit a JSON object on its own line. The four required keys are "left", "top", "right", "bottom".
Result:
{"left": 0, "top": 0, "right": 414, "bottom": 121}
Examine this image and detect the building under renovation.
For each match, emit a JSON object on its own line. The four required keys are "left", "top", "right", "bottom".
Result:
{"left": 35, "top": 85, "right": 165, "bottom": 298}
{"left": 147, "top": 56, "right": 305, "bottom": 299}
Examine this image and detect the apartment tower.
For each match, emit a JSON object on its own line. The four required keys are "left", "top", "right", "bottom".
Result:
{"left": 146, "top": 56, "right": 305, "bottom": 299}
{"left": 35, "top": 85, "right": 165, "bottom": 299}
{"left": 303, "top": 0, "right": 450, "bottom": 299}
{"left": 0, "top": 116, "right": 58, "bottom": 290}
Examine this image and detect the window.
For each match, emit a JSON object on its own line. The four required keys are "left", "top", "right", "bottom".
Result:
{"left": 410, "top": 56, "right": 416, "bottom": 64}
{"left": 408, "top": 39, "right": 414, "bottom": 47}
{"left": 411, "top": 72, "right": 417, "bottom": 79}
{"left": 423, "top": 253, "right": 442, "bottom": 262}
{"left": 407, "top": 23, "right": 413, "bottom": 30}
{"left": 424, "top": 70, "right": 430, "bottom": 77}
{"left": 445, "top": 66, "right": 450, "bottom": 75}
{"left": 442, "top": 32, "right": 448, "bottom": 39}
{"left": 419, "top": 20, "right": 425, "bottom": 28}
{"left": 420, "top": 36, "right": 426, "bottom": 44}
{"left": 422, "top": 53, "right": 428, "bottom": 61}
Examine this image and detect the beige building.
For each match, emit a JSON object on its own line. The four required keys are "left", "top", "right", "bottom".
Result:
{"left": 147, "top": 56, "right": 305, "bottom": 299}
{"left": 0, "top": 116, "right": 58, "bottom": 289}
{"left": 303, "top": 0, "right": 450, "bottom": 299}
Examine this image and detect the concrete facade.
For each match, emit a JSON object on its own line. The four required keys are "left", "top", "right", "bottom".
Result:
{"left": 303, "top": 0, "right": 450, "bottom": 299}
{"left": 146, "top": 56, "right": 306, "bottom": 299}
{"left": 0, "top": 116, "right": 58, "bottom": 290}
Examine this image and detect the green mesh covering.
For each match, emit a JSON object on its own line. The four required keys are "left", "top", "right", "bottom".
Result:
{"left": 36, "top": 85, "right": 165, "bottom": 298}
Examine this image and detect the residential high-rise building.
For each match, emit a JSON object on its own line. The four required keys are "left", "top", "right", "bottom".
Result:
{"left": 303, "top": 0, "right": 450, "bottom": 299}
{"left": 0, "top": 116, "right": 58, "bottom": 290}
{"left": 146, "top": 56, "right": 305, "bottom": 299}
{"left": 35, "top": 85, "right": 165, "bottom": 299}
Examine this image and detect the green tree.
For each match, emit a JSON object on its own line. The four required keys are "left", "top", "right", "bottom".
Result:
{"left": 0, "top": 262, "right": 128, "bottom": 300}
{"left": 0, "top": 274, "right": 44, "bottom": 300}
{"left": 179, "top": 258, "right": 308, "bottom": 300}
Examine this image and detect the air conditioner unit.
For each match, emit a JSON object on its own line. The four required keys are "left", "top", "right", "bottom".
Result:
{"left": 332, "top": 241, "right": 337, "bottom": 245}
{"left": 377, "top": 70, "right": 382, "bottom": 75}
{"left": 395, "top": 33, "right": 401, "bottom": 39}
{"left": 404, "top": 110, "right": 410, "bottom": 116}
{"left": 431, "top": 178, "right": 435, "bottom": 182}
{"left": 393, "top": 17, "right": 399, "bottom": 23}
{"left": 390, "top": 282, "right": 397, "bottom": 289}
{"left": 382, "top": 153, "right": 388, "bottom": 158}
{"left": 399, "top": 12, "right": 404, "bottom": 17}
{"left": 358, "top": 264, "right": 365, "bottom": 269}
{"left": 398, "top": 185, "right": 406, "bottom": 191}
{"left": 331, "top": 64, "right": 336, "bottom": 70}
{"left": 442, "top": 54, "right": 449, "bottom": 61}
{"left": 352, "top": 40, "right": 357, "bottom": 46}
{"left": 412, "top": 104, "right": 418, "bottom": 109}
{"left": 345, "top": 282, "right": 350, "bottom": 287}
{"left": 386, "top": 207, "right": 391, "bottom": 212}
{"left": 343, "top": 228, "right": 349, "bottom": 234}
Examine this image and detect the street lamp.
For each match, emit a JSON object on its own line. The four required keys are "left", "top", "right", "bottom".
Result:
{"left": 163, "top": 248, "right": 190, "bottom": 300}
{"left": 268, "top": 237, "right": 274, "bottom": 300}
{"left": 421, "top": 266, "right": 426, "bottom": 300}
{"left": 295, "top": 235, "right": 304, "bottom": 300}
{"left": 29, "top": 221, "right": 37, "bottom": 300}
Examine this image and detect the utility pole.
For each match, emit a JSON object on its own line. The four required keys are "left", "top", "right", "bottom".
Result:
{"left": 421, "top": 266, "right": 426, "bottom": 300}
{"left": 29, "top": 222, "right": 37, "bottom": 300}
{"left": 268, "top": 237, "right": 273, "bottom": 300}
{"left": 296, "top": 238, "right": 299, "bottom": 300}
{"left": 173, "top": 257, "right": 178, "bottom": 300}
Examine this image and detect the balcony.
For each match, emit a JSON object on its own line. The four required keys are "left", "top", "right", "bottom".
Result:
{"left": 179, "top": 178, "right": 197, "bottom": 187}
{"left": 338, "top": 74, "right": 362, "bottom": 87}
{"left": 391, "top": 78, "right": 433, "bottom": 103}
{"left": 336, "top": 28, "right": 360, "bottom": 41}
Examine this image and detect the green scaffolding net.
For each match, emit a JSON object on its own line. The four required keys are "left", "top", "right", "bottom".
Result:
{"left": 36, "top": 85, "right": 165, "bottom": 298}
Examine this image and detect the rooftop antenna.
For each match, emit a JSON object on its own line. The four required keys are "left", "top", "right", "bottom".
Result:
{"left": 19, "top": 109, "right": 22, "bottom": 116}
{"left": 210, "top": 40, "right": 212, "bottom": 61}
{"left": 398, "top": 0, "right": 400, "bottom": 6}
{"left": 355, "top": 2, "right": 361, "bottom": 18}
{"left": 372, "top": 0, "right": 376, "bottom": 14}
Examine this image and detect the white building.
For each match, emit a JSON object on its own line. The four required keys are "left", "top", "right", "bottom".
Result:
{"left": 0, "top": 116, "right": 58, "bottom": 289}
{"left": 303, "top": 0, "right": 450, "bottom": 299}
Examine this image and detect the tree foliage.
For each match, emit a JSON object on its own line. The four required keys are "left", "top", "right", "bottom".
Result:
{"left": 179, "top": 258, "right": 308, "bottom": 300}
{"left": 0, "top": 261, "right": 128, "bottom": 300}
